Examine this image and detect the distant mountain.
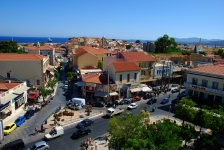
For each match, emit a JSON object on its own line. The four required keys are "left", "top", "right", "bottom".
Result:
{"left": 174, "top": 37, "right": 223, "bottom": 44}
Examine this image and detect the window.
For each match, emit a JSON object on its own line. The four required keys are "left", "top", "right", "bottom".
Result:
{"left": 192, "top": 77, "right": 198, "bottom": 85}
{"left": 120, "top": 74, "right": 122, "bottom": 82}
{"left": 201, "top": 79, "right": 208, "bottom": 87}
{"left": 36, "top": 79, "right": 40, "bottom": 85}
{"left": 102, "top": 58, "right": 103, "bottom": 61}
{"left": 40, "top": 52, "right": 42, "bottom": 55}
{"left": 134, "top": 73, "right": 137, "bottom": 80}
{"left": 48, "top": 52, "right": 50, "bottom": 55}
{"left": 127, "top": 74, "right": 130, "bottom": 82}
{"left": 141, "top": 70, "right": 145, "bottom": 76}
{"left": 212, "top": 81, "right": 219, "bottom": 89}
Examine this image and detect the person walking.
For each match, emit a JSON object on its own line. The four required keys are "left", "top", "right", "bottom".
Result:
{"left": 34, "top": 127, "right": 38, "bottom": 135}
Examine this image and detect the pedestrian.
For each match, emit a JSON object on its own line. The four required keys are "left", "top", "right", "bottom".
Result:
{"left": 95, "top": 142, "right": 98, "bottom": 150}
{"left": 85, "top": 142, "right": 88, "bottom": 150}
{"left": 34, "top": 127, "right": 38, "bottom": 135}
{"left": 105, "top": 136, "right": 108, "bottom": 143}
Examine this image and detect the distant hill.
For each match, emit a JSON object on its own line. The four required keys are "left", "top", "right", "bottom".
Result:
{"left": 174, "top": 37, "right": 224, "bottom": 46}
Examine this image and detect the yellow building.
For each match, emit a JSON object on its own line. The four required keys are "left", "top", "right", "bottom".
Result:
{"left": 73, "top": 46, "right": 112, "bottom": 69}
{"left": 0, "top": 54, "right": 50, "bottom": 86}
{"left": 184, "top": 64, "right": 224, "bottom": 103}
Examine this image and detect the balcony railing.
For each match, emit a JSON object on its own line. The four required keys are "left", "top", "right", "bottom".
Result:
{"left": 184, "top": 82, "right": 224, "bottom": 95}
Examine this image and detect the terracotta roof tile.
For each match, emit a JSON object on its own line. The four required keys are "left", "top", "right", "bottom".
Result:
{"left": 75, "top": 48, "right": 88, "bottom": 57}
{"left": 113, "top": 62, "right": 141, "bottom": 72}
{"left": 0, "top": 54, "right": 46, "bottom": 61}
{"left": 75, "top": 46, "right": 111, "bottom": 57}
{"left": 190, "top": 64, "right": 224, "bottom": 75}
{"left": 23, "top": 46, "right": 39, "bottom": 51}
{"left": 0, "top": 83, "right": 20, "bottom": 90}
{"left": 120, "top": 52, "right": 155, "bottom": 62}
{"left": 82, "top": 73, "right": 108, "bottom": 84}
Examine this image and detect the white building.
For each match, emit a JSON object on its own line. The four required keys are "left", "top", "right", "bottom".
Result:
{"left": 154, "top": 60, "right": 174, "bottom": 79}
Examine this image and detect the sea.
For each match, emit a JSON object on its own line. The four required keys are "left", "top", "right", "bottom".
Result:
{"left": 0, "top": 36, "right": 69, "bottom": 44}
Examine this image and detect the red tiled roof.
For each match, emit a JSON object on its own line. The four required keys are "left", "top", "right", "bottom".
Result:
{"left": 82, "top": 73, "right": 108, "bottom": 84}
{"left": 0, "top": 54, "right": 47, "bottom": 61}
{"left": 190, "top": 64, "right": 224, "bottom": 75}
{"left": 75, "top": 46, "right": 111, "bottom": 57}
{"left": 23, "top": 46, "right": 39, "bottom": 50}
{"left": 0, "top": 83, "right": 20, "bottom": 90}
{"left": 120, "top": 52, "right": 155, "bottom": 62}
{"left": 113, "top": 62, "right": 141, "bottom": 72}
{"left": 23, "top": 45, "right": 54, "bottom": 51}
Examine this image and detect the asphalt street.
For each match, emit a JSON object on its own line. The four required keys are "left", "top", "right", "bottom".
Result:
{"left": 24, "top": 91, "right": 181, "bottom": 150}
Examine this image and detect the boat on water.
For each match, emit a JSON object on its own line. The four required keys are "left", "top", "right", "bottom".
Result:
{"left": 48, "top": 38, "right": 52, "bottom": 42}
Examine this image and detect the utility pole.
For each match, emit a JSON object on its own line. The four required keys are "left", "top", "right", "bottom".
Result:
{"left": 167, "top": 61, "right": 171, "bottom": 91}
{"left": 161, "top": 60, "right": 165, "bottom": 89}
{"left": 107, "top": 68, "right": 110, "bottom": 102}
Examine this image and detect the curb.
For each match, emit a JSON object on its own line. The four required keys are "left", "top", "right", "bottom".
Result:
{"left": 62, "top": 113, "right": 104, "bottom": 128}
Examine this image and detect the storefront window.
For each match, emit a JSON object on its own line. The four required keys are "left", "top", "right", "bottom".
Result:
{"left": 212, "top": 81, "right": 219, "bottom": 89}
{"left": 192, "top": 77, "right": 198, "bottom": 85}
{"left": 202, "top": 79, "right": 208, "bottom": 87}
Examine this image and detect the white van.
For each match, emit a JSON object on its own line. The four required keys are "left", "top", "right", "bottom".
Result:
{"left": 71, "top": 98, "right": 86, "bottom": 107}
{"left": 45, "top": 126, "right": 64, "bottom": 140}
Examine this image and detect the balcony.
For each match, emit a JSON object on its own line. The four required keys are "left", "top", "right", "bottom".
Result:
{"left": 184, "top": 82, "right": 224, "bottom": 95}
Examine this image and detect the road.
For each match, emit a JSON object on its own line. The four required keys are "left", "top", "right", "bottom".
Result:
{"left": 25, "top": 91, "right": 181, "bottom": 150}
{"left": 0, "top": 59, "right": 70, "bottom": 147}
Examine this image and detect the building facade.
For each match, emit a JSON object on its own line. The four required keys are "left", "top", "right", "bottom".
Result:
{"left": 184, "top": 64, "right": 224, "bottom": 104}
{"left": 0, "top": 54, "right": 50, "bottom": 86}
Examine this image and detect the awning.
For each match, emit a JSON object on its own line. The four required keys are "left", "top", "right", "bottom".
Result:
{"left": 130, "top": 88, "right": 142, "bottom": 93}
{"left": 94, "top": 91, "right": 108, "bottom": 97}
{"left": 142, "top": 86, "right": 152, "bottom": 92}
{"left": 109, "top": 92, "right": 118, "bottom": 96}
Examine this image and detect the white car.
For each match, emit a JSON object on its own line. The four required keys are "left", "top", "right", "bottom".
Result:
{"left": 27, "top": 141, "right": 49, "bottom": 150}
{"left": 127, "top": 103, "right": 138, "bottom": 110}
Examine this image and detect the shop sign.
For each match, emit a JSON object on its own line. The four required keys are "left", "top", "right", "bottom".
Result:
{"left": 192, "top": 85, "right": 206, "bottom": 90}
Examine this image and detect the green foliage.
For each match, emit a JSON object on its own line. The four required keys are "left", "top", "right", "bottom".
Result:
{"left": 126, "top": 44, "right": 132, "bottom": 49}
{"left": 154, "top": 34, "right": 180, "bottom": 53}
{"left": 67, "top": 71, "right": 75, "bottom": 82}
{"left": 213, "top": 49, "right": 224, "bottom": 58}
{"left": 195, "top": 134, "right": 219, "bottom": 150}
{"left": 181, "top": 50, "right": 194, "bottom": 55}
{"left": 23, "top": 44, "right": 29, "bottom": 46}
{"left": 60, "top": 62, "right": 64, "bottom": 67}
{"left": 198, "top": 51, "right": 207, "bottom": 55}
{"left": 175, "top": 98, "right": 197, "bottom": 124}
{"left": 37, "top": 86, "right": 51, "bottom": 101}
{"left": 135, "top": 40, "right": 141, "bottom": 44}
{"left": 97, "top": 60, "right": 103, "bottom": 69}
{"left": 46, "top": 79, "right": 57, "bottom": 90}
{"left": 40, "top": 42, "right": 45, "bottom": 46}
{"left": 33, "top": 43, "right": 37, "bottom": 46}
{"left": 179, "top": 124, "right": 196, "bottom": 146}
{"left": 0, "top": 41, "right": 18, "bottom": 53}
{"left": 108, "top": 114, "right": 181, "bottom": 150}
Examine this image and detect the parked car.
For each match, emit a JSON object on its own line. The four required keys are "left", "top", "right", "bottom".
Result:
{"left": 146, "top": 98, "right": 157, "bottom": 105}
{"left": 50, "top": 95, "right": 54, "bottom": 100}
{"left": 161, "top": 98, "right": 169, "bottom": 104}
{"left": 91, "top": 101, "right": 104, "bottom": 107}
{"left": 143, "top": 94, "right": 153, "bottom": 100}
{"left": 127, "top": 103, "right": 138, "bottom": 110}
{"left": 71, "top": 128, "right": 91, "bottom": 139}
{"left": 4, "top": 123, "right": 17, "bottom": 135}
{"left": 14, "top": 116, "right": 26, "bottom": 127}
{"left": 27, "top": 141, "right": 49, "bottom": 150}
{"left": 1, "top": 139, "right": 25, "bottom": 150}
{"left": 120, "top": 98, "right": 132, "bottom": 105}
{"left": 171, "top": 89, "right": 180, "bottom": 93}
{"left": 106, "top": 101, "right": 119, "bottom": 107}
{"left": 131, "top": 96, "right": 141, "bottom": 102}
{"left": 76, "top": 119, "right": 94, "bottom": 128}
{"left": 24, "top": 109, "right": 35, "bottom": 119}
{"left": 68, "top": 103, "right": 82, "bottom": 110}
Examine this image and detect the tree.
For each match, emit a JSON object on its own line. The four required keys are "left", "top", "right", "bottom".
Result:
{"left": 213, "top": 49, "right": 224, "bottom": 58}
{"left": 40, "top": 42, "right": 45, "bottom": 46}
{"left": 67, "top": 71, "right": 75, "bottom": 82}
{"left": 193, "top": 108, "right": 211, "bottom": 133}
{"left": 199, "top": 51, "right": 207, "bottom": 55}
{"left": 154, "top": 34, "right": 179, "bottom": 53}
{"left": 175, "top": 98, "right": 197, "bottom": 124}
{"left": 135, "top": 40, "right": 141, "bottom": 44}
{"left": 179, "top": 124, "right": 196, "bottom": 147}
{"left": 107, "top": 113, "right": 145, "bottom": 150}
{"left": 126, "top": 44, "right": 132, "bottom": 49}
{"left": 37, "top": 86, "right": 51, "bottom": 102}
{"left": 194, "top": 134, "right": 219, "bottom": 150}
{"left": 0, "top": 41, "right": 18, "bottom": 53}
{"left": 97, "top": 60, "right": 103, "bottom": 69}
{"left": 46, "top": 79, "right": 57, "bottom": 91}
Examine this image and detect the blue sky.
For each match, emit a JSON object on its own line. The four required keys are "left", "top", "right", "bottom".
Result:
{"left": 0, "top": 0, "right": 224, "bottom": 40}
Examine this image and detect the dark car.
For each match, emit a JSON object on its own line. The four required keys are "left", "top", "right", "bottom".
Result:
{"left": 14, "top": 116, "right": 26, "bottom": 127}
{"left": 1, "top": 139, "right": 25, "bottom": 150}
{"left": 24, "top": 109, "right": 35, "bottom": 119}
{"left": 146, "top": 98, "right": 157, "bottom": 105}
{"left": 143, "top": 94, "right": 153, "bottom": 100}
{"left": 131, "top": 96, "right": 141, "bottom": 102}
{"left": 71, "top": 128, "right": 91, "bottom": 139}
{"left": 91, "top": 101, "right": 104, "bottom": 107}
{"left": 106, "top": 101, "right": 119, "bottom": 107}
{"left": 171, "top": 98, "right": 179, "bottom": 105}
{"left": 76, "top": 119, "right": 94, "bottom": 128}
{"left": 120, "top": 98, "right": 131, "bottom": 105}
